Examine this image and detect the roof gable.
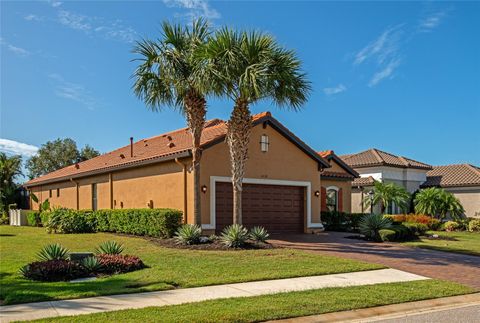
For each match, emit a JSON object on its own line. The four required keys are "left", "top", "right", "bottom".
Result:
{"left": 318, "top": 150, "right": 359, "bottom": 178}
{"left": 340, "top": 148, "right": 432, "bottom": 170}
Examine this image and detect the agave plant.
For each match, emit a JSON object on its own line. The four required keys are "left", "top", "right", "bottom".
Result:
{"left": 220, "top": 224, "right": 249, "bottom": 248}
{"left": 95, "top": 241, "right": 124, "bottom": 255}
{"left": 249, "top": 226, "right": 270, "bottom": 243}
{"left": 37, "top": 243, "right": 70, "bottom": 261}
{"left": 174, "top": 224, "right": 202, "bottom": 245}
{"left": 359, "top": 214, "right": 392, "bottom": 242}
{"left": 81, "top": 256, "right": 102, "bottom": 273}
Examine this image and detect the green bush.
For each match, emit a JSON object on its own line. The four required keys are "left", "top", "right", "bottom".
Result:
{"left": 403, "top": 222, "right": 428, "bottom": 236}
{"left": 46, "top": 208, "right": 96, "bottom": 233}
{"left": 321, "top": 211, "right": 367, "bottom": 232}
{"left": 27, "top": 211, "right": 42, "bottom": 227}
{"left": 40, "top": 211, "right": 51, "bottom": 226}
{"left": 220, "top": 224, "right": 249, "bottom": 248}
{"left": 443, "top": 221, "right": 460, "bottom": 232}
{"left": 359, "top": 214, "right": 392, "bottom": 242}
{"left": 390, "top": 224, "right": 412, "bottom": 241}
{"left": 174, "top": 224, "right": 202, "bottom": 245}
{"left": 468, "top": 219, "right": 480, "bottom": 232}
{"left": 379, "top": 229, "right": 396, "bottom": 242}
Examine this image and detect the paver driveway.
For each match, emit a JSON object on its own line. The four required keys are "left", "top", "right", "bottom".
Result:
{"left": 270, "top": 232, "right": 480, "bottom": 290}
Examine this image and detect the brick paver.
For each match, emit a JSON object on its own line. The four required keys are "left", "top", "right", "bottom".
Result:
{"left": 270, "top": 232, "right": 480, "bottom": 290}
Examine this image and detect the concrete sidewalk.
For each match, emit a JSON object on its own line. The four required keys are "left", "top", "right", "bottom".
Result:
{"left": 0, "top": 268, "right": 426, "bottom": 322}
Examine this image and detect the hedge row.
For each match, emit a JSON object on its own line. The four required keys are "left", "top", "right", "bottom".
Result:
{"left": 321, "top": 211, "right": 367, "bottom": 232}
{"left": 35, "top": 208, "right": 182, "bottom": 238}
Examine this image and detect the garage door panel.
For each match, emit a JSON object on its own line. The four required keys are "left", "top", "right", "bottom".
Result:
{"left": 215, "top": 182, "right": 304, "bottom": 233}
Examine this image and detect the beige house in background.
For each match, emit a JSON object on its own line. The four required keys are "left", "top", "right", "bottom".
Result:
{"left": 340, "top": 149, "right": 432, "bottom": 214}
{"left": 24, "top": 112, "right": 331, "bottom": 234}
{"left": 421, "top": 164, "right": 480, "bottom": 218}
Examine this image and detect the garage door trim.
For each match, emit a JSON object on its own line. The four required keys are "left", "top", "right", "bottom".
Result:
{"left": 202, "top": 176, "right": 321, "bottom": 230}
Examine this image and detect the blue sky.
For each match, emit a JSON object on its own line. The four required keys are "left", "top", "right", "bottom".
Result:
{"left": 1, "top": 0, "right": 479, "bottom": 172}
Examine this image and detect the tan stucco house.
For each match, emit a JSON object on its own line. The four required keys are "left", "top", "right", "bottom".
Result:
{"left": 318, "top": 150, "right": 359, "bottom": 213}
{"left": 24, "top": 112, "right": 331, "bottom": 234}
{"left": 421, "top": 164, "right": 480, "bottom": 218}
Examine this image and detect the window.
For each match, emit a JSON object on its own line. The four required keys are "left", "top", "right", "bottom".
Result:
{"left": 326, "top": 189, "right": 338, "bottom": 212}
{"left": 260, "top": 134, "right": 269, "bottom": 152}
{"left": 92, "top": 183, "right": 98, "bottom": 211}
{"left": 49, "top": 190, "right": 52, "bottom": 198}
{"left": 57, "top": 188, "right": 60, "bottom": 197}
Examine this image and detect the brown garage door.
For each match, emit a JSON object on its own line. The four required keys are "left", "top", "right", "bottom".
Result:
{"left": 215, "top": 182, "right": 305, "bottom": 233}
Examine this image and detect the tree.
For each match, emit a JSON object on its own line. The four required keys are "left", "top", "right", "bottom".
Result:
{"left": 363, "top": 181, "right": 410, "bottom": 214}
{"left": 26, "top": 138, "right": 100, "bottom": 179}
{"left": 0, "top": 152, "right": 23, "bottom": 213}
{"left": 202, "top": 29, "right": 311, "bottom": 224}
{"left": 414, "top": 187, "right": 464, "bottom": 219}
{"left": 132, "top": 19, "right": 212, "bottom": 225}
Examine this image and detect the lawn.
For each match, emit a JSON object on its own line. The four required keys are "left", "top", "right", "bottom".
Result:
{"left": 30, "top": 280, "right": 473, "bottom": 323}
{"left": 0, "top": 226, "right": 383, "bottom": 305}
{"left": 403, "top": 231, "right": 480, "bottom": 256}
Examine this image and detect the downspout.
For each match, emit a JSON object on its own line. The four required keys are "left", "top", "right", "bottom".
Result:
{"left": 70, "top": 178, "right": 79, "bottom": 210}
{"left": 175, "top": 158, "right": 188, "bottom": 224}
{"left": 109, "top": 173, "right": 113, "bottom": 209}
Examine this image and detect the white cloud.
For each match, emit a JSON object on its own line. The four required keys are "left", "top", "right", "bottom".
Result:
{"left": 48, "top": 0, "right": 63, "bottom": 8}
{"left": 354, "top": 24, "right": 403, "bottom": 66}
{"left": 163, "top": 0, "right": 221, "bottom": 20}
{"left": 419, "top": 10, "right": 448, "bottom": 32}
{"left": 369, "top": 58, "right": 401, "bottom": 87}
{"left": 0, "top": 139, "right": 38, "bottom": 157}
{"left": 0, "top": 38, "right": 30, "bottom": 57}
{"left": 48, "top": 73, "right": 97, "bottom": 110}
{"left": 323, "top": 84, "right": 347, "bottom": 96}
{"left": 58, "top": 10, "right": 91, "bottom": 31}
{"left": 24, "top": 14, "right": 44, "bottom": 22}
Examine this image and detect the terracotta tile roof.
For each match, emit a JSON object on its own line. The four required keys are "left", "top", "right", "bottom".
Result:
{"left": 352, "top": 176, "right": 376, "bottom": 187}
{"left": 340, "top": 148, "right": 432, "bottom": 170}
{"left": 317, "top": 150, "right": 359, "bottom": 178}
{"left": 421, "top": 164, "right": 480, "bottom": 188}
{"left": 25, "top": 112, "right": 329, "bottom": 187}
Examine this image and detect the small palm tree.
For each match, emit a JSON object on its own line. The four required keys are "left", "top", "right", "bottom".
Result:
{"left": 363, "top": 181, "right": 410, "bottom": 214}
{"left": 415, "top": 187, "right": 464, "bottom": 219}
{"left": 133, "top": 19, "right": 212, "bottom": 225}
{"left": 202, "top": 29, "right": 311, "bottom": 224}
{"left": 438, "top": 191, "right": 464, "bottom": 219}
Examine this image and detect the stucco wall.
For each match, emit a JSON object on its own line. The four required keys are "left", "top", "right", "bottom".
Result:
{"left": 444, "top": 187, "right": 480, "bottom": 218}
{"left": 199, "top": 123, "right": 322, "bottom": 231}
{"left": 321, "top": 178, "right": 352, "bottom": 213}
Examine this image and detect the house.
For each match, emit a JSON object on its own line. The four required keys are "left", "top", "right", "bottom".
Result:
{"left": 421, "top": 164, "right": 480, "bottom": 218}
{"left": 318, "top": 150, "right": 359, "bottom": 213}
{"left": 24, "top": 112, "right": 331, "bottom": 234}
{"left": 340, "top": 148, "right": 432, "bottom": 214}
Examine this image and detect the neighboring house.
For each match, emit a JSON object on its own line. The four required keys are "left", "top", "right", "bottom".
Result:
{"left": 340, "top": 148, "right": 432, "bottom": 214}
{"left": 318, "top": 150, "right": 359, "bottom": 213}
{"left": 421, "top": 164, "right": 480, "bottom": 218}
{"left": 24, "top": 112, "right": 331, "bottom": 234}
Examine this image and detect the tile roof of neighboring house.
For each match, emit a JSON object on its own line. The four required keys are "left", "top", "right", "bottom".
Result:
{"left": 340, "top": 148, "right": 432, "bottom": 170}
{"left": 25, "top": 112, "right": 330, "bottom": 187}
{"left": 421, "top": 164, "right": 480, "bottom": 188}
{"left": 351, "top": 176, "right": 376, "bottom": 187}
{"left": 318, "top": 150, "right": 359, "bottom": 178}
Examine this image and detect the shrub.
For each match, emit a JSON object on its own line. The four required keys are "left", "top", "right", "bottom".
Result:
{"left": 20, "top": 260, "right": 85, "bottom": 282}
{"left": 443, "top": 221, "right": 460, "bottom": 232}
{"left": 321, "top": 211, "right": 367, "bottom": 232}
{"left": 390, "top": 224, "right": 413, "bottom": 241}
{"left": 0, "top": 213, "right": 8, "bottom": 225}
{"left": 97, "top": 254, "right": 145, "bottom": 274}
{"left": 95, "top": 241, "right": 124, "bottom": 255}
{"left": 379, "top": 229, "right": 396, "bottom": 242}
{"left": 27, "top": 211, "right": 42, "bottom": 227}
{"left": 46, "top": 208, "right": 96, "bottom": 233}
{"left": 359, "top": 214, "right": 392, "bottom": 241}
{"left": 37, "top": 244, "right": 69, "bottom": 261}
{"left": 468, "top": 219, "right": 480, "bottom": 232}
{"left": 174, "top": 224, "right": 202, "bottom": 245}
{"left": 384, "top": 214, "right": 406, "bottom": 223}
{"left": 40, "top": 211, "right": 51, "bottom": 226}
{"left": 81, "top": 256, "right": 102, "bottom": 273}
{"left": 220, "top": 224, "right": 249, "bottom": 248}
{"left": 403, "top": 222, "right": 428, "bottom": 236}
{"left": 249, "top": 226, "right": 270, "bottom": 243}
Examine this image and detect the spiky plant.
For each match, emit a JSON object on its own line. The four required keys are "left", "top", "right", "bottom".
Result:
{"left": 363, "top": 181, "right": 410, "bottom": 213}
{"left": 174, "top": 224, "right": 202, "bottom": 245}
{"left": 36, "top": 243, "right": 69, "bottom": 261}
{"left": 249, "top": 226, "right": 270, "bottom": 243}
{"left": 81, "top": 256, "right": 102, "bottom": 273}
{"left": 201, "top": 29, "right": 311, "bottom": 225}
{"left": 220, "top": 224, "right": 249, "bottom": 248}
{"left": 95, "top": 241, "right": 124, "bottom": 255}
{"left": 359, "top": 214, "right": 393, "bottom": 242}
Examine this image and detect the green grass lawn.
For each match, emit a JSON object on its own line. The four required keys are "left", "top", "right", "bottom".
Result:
{"left": 30, "top": 280, "right": 473, "bottom": 323}
{"left": 0, "top": 226, "right": 383, "bottom": 305}
{"left": 403, "top": 231, "right": 480, "bottom": 256}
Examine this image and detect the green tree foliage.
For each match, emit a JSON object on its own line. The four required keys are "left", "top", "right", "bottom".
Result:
{"left": 26, "top": 138, "right": 100, "bottom": 179}
{"left": 414, "top": 187, "right": 464, "bottom": 219}
{"left": 363, "top": 181, "right": 411, "bottom": 213}
{"left": 0, "top": 152, "right": 23, "bottom": 213}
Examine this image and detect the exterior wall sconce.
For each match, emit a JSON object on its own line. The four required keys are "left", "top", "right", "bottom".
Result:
{"left": 260, "top": 134, "right": 269, "bottom": 152}
{"left": 201, "top": 185, "right": 207, "bottom": 193}
{"left": 314, "top": 190, "right": 320, "bottom": 197}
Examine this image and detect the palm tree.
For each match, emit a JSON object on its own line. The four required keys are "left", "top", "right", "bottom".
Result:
{"left": 363, "top": 181, "right": 410, "bottom": 214}
{"left": 132, "top": 19, "right": 212, "bottom": 225}
{"left": 415, "top": 187, "right": 464, "bottom": 219}
{"left": 438, "top": 191, "right": 464, "bottom": 219}
{"left": 202, "top": 29, "right": 311, "bottom": 224}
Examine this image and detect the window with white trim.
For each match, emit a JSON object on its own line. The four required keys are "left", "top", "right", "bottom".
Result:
{"left": 326, "top": 189, "right": 338, "bottom": 212}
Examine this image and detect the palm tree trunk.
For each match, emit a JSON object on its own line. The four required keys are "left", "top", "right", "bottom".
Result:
{"left": 226, "top": 98, "right": 252, "bottom": 225}
{"left": 185, "top": 91, "right": 206, "bottom": 226}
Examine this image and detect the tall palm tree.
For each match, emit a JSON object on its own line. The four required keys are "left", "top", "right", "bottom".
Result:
{"left": 202, "top": 29, "right": 311, "bottom": 224}
{"left": 363, "top": 180, "right": 410, "bottom": 214}
{"left": 133, "top": 19, "right": 211, "bottom": 225}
